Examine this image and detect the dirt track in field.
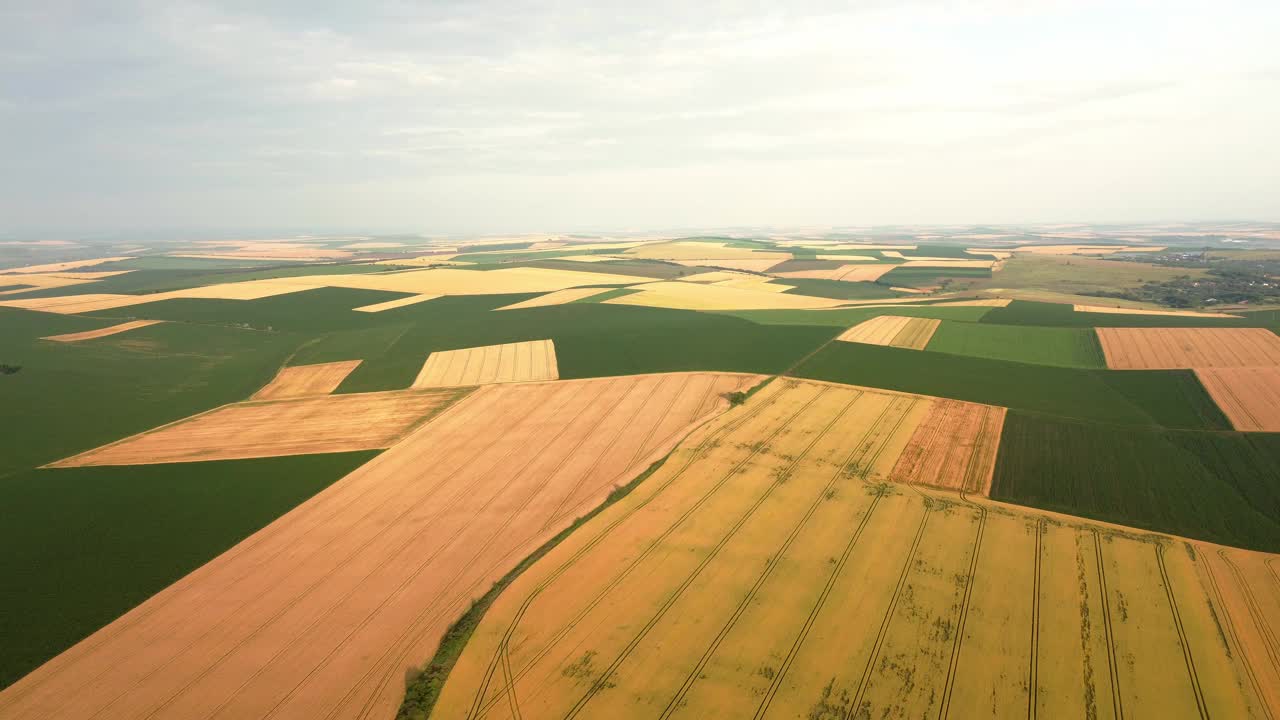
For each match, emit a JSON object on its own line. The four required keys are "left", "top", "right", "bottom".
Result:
{"left": 42, "top": 320, "right": 163, "bottom": 343}
{"left": 1096, "top": 327, "right": 1280, "bottom": 369}
{"left": 1194, "top": 367, "right": 1280, "bottom": 431}
{"left": 413, "top": 340, "right": 559, "bottom": 387}
{"left": 49, "top": 390, "right": 459, "bottom": 467}
{"left": 0, "top": 372, "right": 759, "bottom": 720}
{"left": 253, "top": 361, "right": 364, "bottom": 400}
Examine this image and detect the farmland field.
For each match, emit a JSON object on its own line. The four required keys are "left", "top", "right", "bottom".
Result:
{"left": 0, "top": 373, "right": 758, "bottom": 719}
{"left": 1096, "top": 327, "right": 1280, "bottom": 369}
{"left": 836, "top": 314, "right": 940, "bottom": 349}
{"left": 425, "top": 378, "right": 1279, "bottom": 720}
{"left": 1195, "top": 366, "right": 1280, "bottom": 431}
{"left": 926, "top": 321, "right": 1107, "bottom": 368}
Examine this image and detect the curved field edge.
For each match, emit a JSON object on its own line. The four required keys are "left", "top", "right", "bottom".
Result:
{"left": 991, "top": 411, "right": 1280, "bottom": 553}
{"left": 396, "top": 452, "right": 675, "bottom": 720}
{"left": 0, "top": 451, "right": 378, "bottom": 690}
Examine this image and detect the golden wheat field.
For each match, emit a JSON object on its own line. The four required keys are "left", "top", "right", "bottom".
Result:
{"left": 836, "top": 315, "right": 941, "bottom": 349}
{"left": 1096, "top": 328, "right": 1280, "bottom": 369}
{"left": 413, "top": 340, "right": 560, "bottom": 387}
{"left": 431, "top": 378, "right": 1280, "bottom": 720}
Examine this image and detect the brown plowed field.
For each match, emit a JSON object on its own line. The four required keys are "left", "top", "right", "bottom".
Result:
{"left": 42, "top": 320, "right": 162, "bottom": 343}
{"left": 1096, "top": 327, "right": 1280, "bottom": 369}
{"left": 1194, "top": 367, "right": 1280, "bottom": 431}
{"left": 429, "top": 377, "right": 1279, "bottom": 720}
{"left": 837, "top": 315, "right": 940, "bottom": 349}
{"left": 252, "top": 360, "right": 364, "bottom": 400}
{"left": 49, "top": 389, "right": 460, "bottom": 467}
{"left": 0, "top": 372, "right": 760, "bottom": 720}
{"left": 889, "top": 399, "right": 1006, "bottom": 493}
{"left": 413, "top": 340, "right": 559, "bottom": 387}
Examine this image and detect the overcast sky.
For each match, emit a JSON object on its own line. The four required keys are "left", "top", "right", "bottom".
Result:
{"left": 2, "top": 1, "right": 1277, "bottom": 237}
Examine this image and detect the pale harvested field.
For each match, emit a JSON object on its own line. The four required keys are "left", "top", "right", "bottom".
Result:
{"left": 252, "top": 360, "right": 364, "bottom": 400}
{"left": 341, "top": 242, "right": 405, "bottom": 249}
{"left": 965, "top": 248, "right": 1014, "bottom": 259}
{"left": 0, "top": 372, "right": 759, "bottom": 720}
{"left": 671, "top": 257, "right": 789, "bottom": 272}
{"left": 430, "top": 377, "right": 1280, "bottom": 720}
{"left": 837, "top": 315, "right": 941, "bottom": 349}
{"left": 2, "top": 256, "right": 133, "bottom": 273}
{"left": 774, "top": 242, "right": 917, "bottom": 250}
{"left": 1096, "top": 327, "right": 1280, "bottom": 369}
{"left": 881, "top": 250, "right": 905, "bottom": 258}
{"left": 812, "top": 254, "right": 879, "bottom": 262}
{"left": 0, "top": 271, "right": 130, "bottom": 296}
{"left": 50, "top": 389, "right": 460, "bottom": 467}
{"left": 0, "top": 267, "right": 645, "bottom": 314}
{"left": 1194, "top": 367, "right": 1280, "bottom": 431}
{"left": 42, "top": 320, "right": 163, "bottom": 343}
{"left": 495, "top": 288, "right": 613, "bottom": 310}
{"left": 352, "top": 294, "right": 441, "bottom": 312}
{"left": 604, "top": 281, "right": 846, "bottom": 311}
{"left": 1074, "top": 304, "right": 1241, "bottom": 318}
{"left": 773, "top": 263, "right": 895, "bottom": 282}
{"left": 413, "top": 340, "right": 559, "bottom": 387}
{"left": 889, "top": 399, "right": 1006, "bottom": 493}
{"left": 1014, "top": 244, "right": 1167, "bottom": 255}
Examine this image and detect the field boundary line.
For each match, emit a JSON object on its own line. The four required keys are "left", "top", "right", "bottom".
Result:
{"left": 1154, "top": 543, "right": 1210, "bottom": 720}
{"left": 1092, "top": 529, "right": 1125, "bottom": 720}
{"left": 1217, "top": 551, "right": 1280, "bottom": 669}
{"left": 562, "top": 388, "right": 859, "bottom": 719}
{"left": 938, "top": 499, "right": 987, "bottom": 719}
{"left": 463, "top": 383, "right": 803, "bottom": 719}
{"left": 1027, "top": 517, "right": 1044, "bottom": 720}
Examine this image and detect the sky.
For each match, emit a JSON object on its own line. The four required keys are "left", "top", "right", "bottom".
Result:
{"left": 1, "top": 1, "right": 1278, "bottom": 237}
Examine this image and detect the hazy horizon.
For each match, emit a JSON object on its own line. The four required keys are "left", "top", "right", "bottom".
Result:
{"left": 3, "top": 1, "right": 1277, "bottom": 237}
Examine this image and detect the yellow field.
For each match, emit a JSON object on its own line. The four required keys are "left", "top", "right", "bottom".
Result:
{"left": 432, "top": 378, "right": 1279, "bottom": 720}
{"left": 621, "top": 241, "right": 789, "bottom": 265}
{"left": 1097, "top": 328, "right": 1280, "bottom": 369}
{"left": 603, "top": 281, "right": 846, "bottom": 311}
{"left": 252, "top": 360, "right": 363, "bottom": 400}
{"left": 812, "top": 254, "right": 879, "bottom": 262}
{"left": 837, "top": 315, "right": 941, "bottom": 349}
{"left": 901, "top": 259, "right": 996, "bottom": 268}
{"left": 1014, "top": 244, "right": 1167, "bottom": 255}
{"left": 1194, "top": 367, "right": 1280, "bottom": 431}
{"left": 773, "top": 264, "right": 895, "bottom": 282}
{"left": 0, "top": 271, "right": 132, "bottom": 296}
{"left": 49, "top": 389, "right": 461, "bottom": 466}
{"left": 0, "top": 266, "right": 646, "bottom": 314}
{"left": 413, "top": 340, "right": 559, "bottom": 387}
{"left": 352, "top": 294, "right": 441, "bottom": 312}
{"left": 495, "top": 288, "right": 614, "bottom": 310}
{"left": 41, "top": 319, "right": 162, "bottom": 343}
{"left": 2, "top": 256, "right": 133, "bottom": 274}
{"left": 1074, "top": 304, "right": 1242, "bottom": 318}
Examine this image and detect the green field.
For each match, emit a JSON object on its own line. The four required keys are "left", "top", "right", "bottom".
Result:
{"left": 991, "top": 412, "right": 1280, "bottom": 552}
{"left": 0, "top": 452, "right": 375, "bottom": 688}
{"left": 876, "top": 265, "right": 992, "bottom": 287}
{"left": 793, "top": 341, "right": 1229, "bottom": 429}
{"left": 723, "top": 304, "right": 996, "bottom": 327}
{"left": 773, "top": 278, "right": 905, "bottom": 300}
{"left": 969, "top": 254, "right": 1207, "bottom": 294}
{"left": 925, "top": 321, "right": 1106, "bottom": 367}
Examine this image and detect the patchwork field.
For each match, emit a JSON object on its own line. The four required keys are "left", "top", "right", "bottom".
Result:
{"left": 413, "top": 340, "right": 559, "bottom": 387}
{"left": 605, "top": 281, "right": 846, "bottom": 311}
{"left": 494, "top": 287, "right": 614, "bottom": 310}
{"left": 353, "top": 294, "right": 441, "bottom": 312}
{"left": 837, "top": 315, "right": 940, "bottom": 349}
{"left": 49, "top": 389, "right": 462, "bottom": 466}
{"left": 42, "top": 319, "right": 163, "bottom": 343}
{"left": 1074, "top": 304, "right": 1241, "bottom": 319}
{"left": 773, "top": 263, "right": 894, "bottom": 282}
{"left": 1194, "top": 367, "right": 1280, "bottom": 431}
{"left": 1097, "top": 327, "right": 1280, "bottom": 369}
{"left": 252, "top": 360, "right": 364, "bottom": 400}
{"left": 0, "top": 373, "right": 757, "bottom": 720}
{"left": 428, "top": 378, "right": 1280, "bottom": 720}
{"left": 926, "top": 322, "right": 1107, "bottom": 368}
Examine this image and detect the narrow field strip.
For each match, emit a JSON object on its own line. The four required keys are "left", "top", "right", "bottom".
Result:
{"left": 351, "top": 294, "right": 440, "bottom": 312}
{"left": 41, "top": 319, "right": 163, "bottom": 343}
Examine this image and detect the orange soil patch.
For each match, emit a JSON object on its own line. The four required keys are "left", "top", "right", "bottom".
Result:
{"left": 1194, "top": 367, "right": 1280, "bottom": 431}
{"left": 252, "top": 360, "right": 364, "bottom": 400}
{"left": 41, "top": 320, "right": 163, "bottom": 343}
{"left": 495, "top": 287, "right": 612, "bottom": 310}
{"left": 50, "top": 389, "right": 459, "bottom": 467}
{"left": 1096, "top": 328, "right": 1280, "bottom": 369}
{"left": 352, "top": 294, "right": 441, "bottom": 312}
{"left": 413, "top": 340, "right": 559, "bottom": 387}
{"left": 0, "top": 372, "right": 759, "bottom": 720}
{"left": 2, "top": 256, "right": 133, "bottom": 274}
{"left": 889, "top": 399, "right": 1007, "bottom": 494}
{"left": 1073, "top": 304, "right": 1241, "bottom": 318}
{"left": 773, "top": 263, "right": 895, "bottom": 282}
{"left": 837, "top": 315, "right": 941, "bottom": 349}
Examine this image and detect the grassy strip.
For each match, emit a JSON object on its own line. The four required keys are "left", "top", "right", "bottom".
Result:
{"left": 397, "top": 452, "right": 676, "bottom": 719}
{"left": 925, "top": 321, "right": 1106, "bottom": 368}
